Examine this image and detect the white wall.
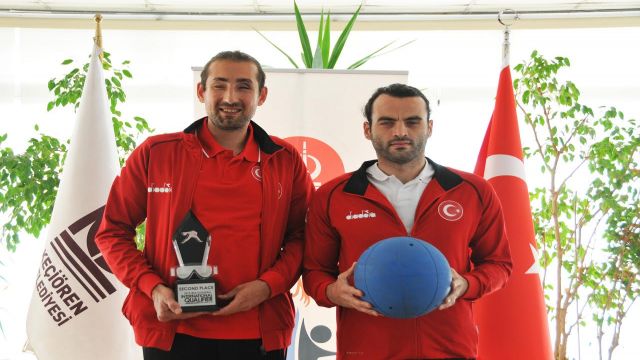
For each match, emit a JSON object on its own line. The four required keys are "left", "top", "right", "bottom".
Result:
{"left": 1, "top": 25, "right": 639, "bottom": 359}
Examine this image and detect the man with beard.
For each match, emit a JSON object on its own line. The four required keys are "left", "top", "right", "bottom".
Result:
{"left": 302, "top": 83, "right": 512, "bottom": 359}
{"left": 96, "top": 51, "right": 314, "bottom": 359}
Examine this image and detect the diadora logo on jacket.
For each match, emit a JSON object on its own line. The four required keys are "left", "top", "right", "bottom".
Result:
{"left": 148, "top": 183, "right": 172, "bottom": 193}
{"left": 345, "top": 210, "right": 377, "bottom": 220}
{"left": 438, "top": 200, "right": 463, "bottom": 221}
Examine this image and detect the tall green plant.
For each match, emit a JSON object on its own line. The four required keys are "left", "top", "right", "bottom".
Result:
{"left": 255, "top": 1, "right": 412, "bottom": 69}
{"left": 514, "top": 51, "right": 640, "bottom": 360}
{"left": 0, "top": 51, "right": 152, "bottom": 252}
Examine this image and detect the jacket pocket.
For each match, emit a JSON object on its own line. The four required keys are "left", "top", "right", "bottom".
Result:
{"left": 122, "top": 289, "right": 134, "bottom": 324}
{"left": 123, "top": 288, "right": 157, "bottom": 327}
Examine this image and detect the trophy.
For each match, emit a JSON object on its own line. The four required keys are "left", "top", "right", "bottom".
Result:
{"left": 172, "top": 210, "right": 219, "bottom": 312}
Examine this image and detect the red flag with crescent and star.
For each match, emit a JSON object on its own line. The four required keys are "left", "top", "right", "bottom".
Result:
{"left": 473, "top": 29, "right": 553, "bottom": 360}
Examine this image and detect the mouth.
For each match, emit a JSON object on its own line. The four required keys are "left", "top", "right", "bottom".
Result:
{"left": 389, "top": 140, "right": 412, "bottom": 147}
{"left": 218, "top": 107, "right": 242, "bottom": 115}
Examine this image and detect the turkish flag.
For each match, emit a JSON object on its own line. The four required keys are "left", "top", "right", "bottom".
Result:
{"left": 473, "top": 65, "right": 553, "bottom": 359}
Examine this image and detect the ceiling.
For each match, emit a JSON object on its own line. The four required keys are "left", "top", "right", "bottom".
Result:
{"left": 1, "top": 1, "right": 638, "bottom": 30}
{"left": 1, "top": 0, "right": 639, "bottom": 18}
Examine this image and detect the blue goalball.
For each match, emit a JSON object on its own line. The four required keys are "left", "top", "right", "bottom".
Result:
{"left": 354, "top": 236, "right": 452, "bottom": 319}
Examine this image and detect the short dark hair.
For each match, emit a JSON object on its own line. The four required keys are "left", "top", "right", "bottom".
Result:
{"left": 200, "top": 51, "right": 266, "bottom": 91}
{"left": 363, "top": 83, "right": 431, "bottom": 124}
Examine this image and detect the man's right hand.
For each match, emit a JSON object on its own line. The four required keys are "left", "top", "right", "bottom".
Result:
{"left": 326, "top": 263, "right": 379, "bottom": 317}
{"left": 151, "top": 284, "right": 205, "bottom": 322}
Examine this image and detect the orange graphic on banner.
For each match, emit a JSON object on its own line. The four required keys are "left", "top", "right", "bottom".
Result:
{"left": 285, "top": 136, "right": 345, "bottom": 189}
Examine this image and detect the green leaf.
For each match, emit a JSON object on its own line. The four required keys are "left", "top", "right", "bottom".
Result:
{"left": 61, "top": 59, "right": 73, "bottom": 65}
{"left": 312, "top": 9, "right": 325, "bottom": 68}
{"left": 47, "top": 79, "right": 56, "bottom": 90}
{"left": 347, "top": 41, "right": 394, "bottom": 70}
{"left": 321, "top": 12, "right": 331, "bottom": 67}
{"left": 312, "top": 44, "right": 324, "bottom": 69}
{"left": 347, "top": 39, "right": 414, "bottom": 70}
{"left": 294, "top": 1, "right": 313, "bottom": 68}
{"left": 46, "top": 101, "right": 55, "bottom": 111}
{"left": 122, "top": 69, "right": 132, "bottom": 78}
{"left": 253, "top": 28, "right": 299, "bottom": 68}
{"left": 327, "top": 4, "right": 362, "bottom": 69}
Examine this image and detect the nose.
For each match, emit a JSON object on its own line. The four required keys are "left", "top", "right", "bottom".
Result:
{"left": 222, "top": 87, "right": 236, "bottom": 103}
{"left": 392, "top": 121, "right": 408, "bottom": 137}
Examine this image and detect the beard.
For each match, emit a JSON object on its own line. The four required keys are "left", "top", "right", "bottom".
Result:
{"left": 210, "top": 112, "right": 251, "bottom": 131}
{"left": 371, "top": 135, "right": 427, "bottom": 165}
{"left": 208, "top": 102, "right": 252, "bottom": 131}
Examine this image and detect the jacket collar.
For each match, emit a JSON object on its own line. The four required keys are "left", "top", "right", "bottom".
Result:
{"left": 183, "top": 117, "right": 282, "bottom": 155}
{"left": 344, "top": 157, "right": 462, "bottom": 196}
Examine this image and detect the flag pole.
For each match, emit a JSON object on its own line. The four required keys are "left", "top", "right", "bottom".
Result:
{"left": 474, "top": 9, "right": 553, "bottom": 359}
{"left": 94, "top": 13, "right": 104, "bottom": 60}
{"left": 24, "top": 11, "right": 138, "bottom": 359}
{"left": 498, "top": 9, "right": 518, "bottom": 68}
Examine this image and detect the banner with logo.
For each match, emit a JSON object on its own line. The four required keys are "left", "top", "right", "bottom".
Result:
{"left": 194, "top": 67, "right": 408, "bottom": 359}
{"left": 25, "top": 44, "right": 140, "bottom": 359}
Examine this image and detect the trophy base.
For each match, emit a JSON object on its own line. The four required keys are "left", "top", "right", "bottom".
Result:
{"left": 175, "top": 278, "right": 219, "bottom": 312}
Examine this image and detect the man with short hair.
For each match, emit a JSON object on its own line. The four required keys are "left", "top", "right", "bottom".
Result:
{"left": 303, "top": 83, "right": 512, "bottom": 359}
{"left": 97, "top": 51, "right": 314, "bottom": 359}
